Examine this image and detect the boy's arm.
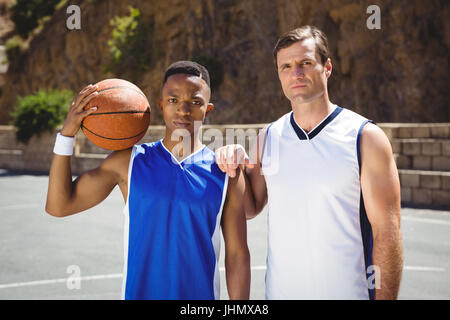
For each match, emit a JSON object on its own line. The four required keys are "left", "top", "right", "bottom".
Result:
{"left": 46, "top": 149, "right": 130, "bottom": 217}
{"left": 221, "top": 167, "right": 251, "bottom": 300}
{"left": 45, "top": 84, "right": 129, "bottom": 217}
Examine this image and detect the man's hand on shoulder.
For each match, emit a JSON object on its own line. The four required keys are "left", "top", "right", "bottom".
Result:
{"left": 216, "top": 144, "right": 255, "bottom": 178}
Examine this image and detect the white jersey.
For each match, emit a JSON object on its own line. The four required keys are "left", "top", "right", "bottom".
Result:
{"left": 262, "top": 105, "right": 374, "bottom": 300}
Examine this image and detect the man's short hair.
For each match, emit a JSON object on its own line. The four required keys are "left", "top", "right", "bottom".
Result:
{"left": 273, "top": 25, "right": 331, "bottom": 66}
{"left": 163, "top": 61, "right": 211, "bottom": 88}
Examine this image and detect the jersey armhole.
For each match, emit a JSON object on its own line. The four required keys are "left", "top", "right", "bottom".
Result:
{"left": 123, "top": 145, "right": 138, "bottom": 214}
{"left": 357, "top": 119, "right": 375, "bottom": 174}
{"left": 260, "top": 123, "right": 273, "bottom": 168}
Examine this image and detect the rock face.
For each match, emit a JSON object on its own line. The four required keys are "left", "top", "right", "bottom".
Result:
{"left": 0, "top": 0, "right": 449, "bottom": 125}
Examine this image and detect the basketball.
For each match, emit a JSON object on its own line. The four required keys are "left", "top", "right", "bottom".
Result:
{"left": 81, "top": 78, "right": 151, "bottom": 151}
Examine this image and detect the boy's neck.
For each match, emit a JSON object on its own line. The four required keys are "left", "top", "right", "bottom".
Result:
{"left": 162, "top": 129, "right": 203, "bottom": 161}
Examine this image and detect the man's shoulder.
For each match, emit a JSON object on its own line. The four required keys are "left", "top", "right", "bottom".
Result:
{"left": 272, "top": 111, "right": 292, "bottom": 126}
{"left": 361, "top": 122, "right": 388, "bottom": 144}
{"left": 338, "top": 106, "right": 370, "bottom": 123}
{"left": 263, "top": 111, "right": 292, "bottom": 137}
{"left": 360, "top": 122, "right": 392, "bottom": 161}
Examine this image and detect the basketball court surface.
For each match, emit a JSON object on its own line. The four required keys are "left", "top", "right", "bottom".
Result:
{"left": 0, "top": 169, "right": 449, "bottom": 299}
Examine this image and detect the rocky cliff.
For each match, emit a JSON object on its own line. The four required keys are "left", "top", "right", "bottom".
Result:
{"left": 0, "top": 0, "right": 449, "bottom": 125}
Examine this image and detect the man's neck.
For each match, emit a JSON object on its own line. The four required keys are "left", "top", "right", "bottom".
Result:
{"left": 291, "top": 95, "right": 333, "bottom": 133}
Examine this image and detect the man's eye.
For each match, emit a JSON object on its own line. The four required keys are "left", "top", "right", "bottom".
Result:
{"left": 168, "top": 98, "right": 177, "bottom": 103}
{"left": 192, "top": 101, "right": 201, "bottom": 105}
{"left": 302, "top": 61, "right": 312, "bottom": 65}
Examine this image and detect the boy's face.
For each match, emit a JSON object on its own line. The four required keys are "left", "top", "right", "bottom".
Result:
{"left": 159, "top": 73, "right": 213, "bottom": 136}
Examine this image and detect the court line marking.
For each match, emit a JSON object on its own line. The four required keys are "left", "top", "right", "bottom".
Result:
{"left": 401, "top": 216, "right": 450, "bottom": 226}
{"left": 0, "top": 273, "right": 123, "bottom": 290}
{"left": 0, "top": 265, "right": 445, "bottom": 290}
{"left": 403, "top": 266, "right": 446, "bottom": 272}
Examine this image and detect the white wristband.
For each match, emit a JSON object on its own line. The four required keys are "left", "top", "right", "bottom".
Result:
{"left": 53, "top": 132, "right": 75, "bottom": 156}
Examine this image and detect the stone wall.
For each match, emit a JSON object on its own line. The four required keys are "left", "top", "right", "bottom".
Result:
{"left": 0, "top": 123, "right": 449, "bottom": 209}
{"left": 385, "top": 124, "right": 450, "bottom": 208}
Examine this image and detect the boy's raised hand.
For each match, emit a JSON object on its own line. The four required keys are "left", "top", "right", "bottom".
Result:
{"left": 61, "top": 84, "right": 99, "bottom": 137}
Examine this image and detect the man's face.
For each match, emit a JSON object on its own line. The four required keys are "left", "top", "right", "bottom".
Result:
{"left": 276, "top": 38, "right": 331, "bottom": 105}
{"left": 159, "top": 73, "right": 213, "bottom": 136}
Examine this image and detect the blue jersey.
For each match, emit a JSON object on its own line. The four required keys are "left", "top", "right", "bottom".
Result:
{"left": 121, "top": 140, "right": 228, "bottom": 300}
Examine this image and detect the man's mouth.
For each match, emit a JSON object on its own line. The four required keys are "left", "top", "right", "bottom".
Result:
{"left": 291, "top": 83, "right": 307, "bottom": 89}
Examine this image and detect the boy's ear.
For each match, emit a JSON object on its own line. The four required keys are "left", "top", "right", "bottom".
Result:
{"left": 205, "top": 103, "right": 214, "bottom": 117}
{"left": 158, "top": 99, "right": 163, "bottom": 111}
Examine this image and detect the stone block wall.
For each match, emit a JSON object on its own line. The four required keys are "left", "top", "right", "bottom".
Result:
{"left": 384, "top": 124, "right": 450, "bottom": 208}
{"left": 0, "top": 123, "right": 449, "bottom": 208}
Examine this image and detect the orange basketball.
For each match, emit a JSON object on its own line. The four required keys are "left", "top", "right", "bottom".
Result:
{"left": 81, "top": 79, "right": 151, "bottom": 151}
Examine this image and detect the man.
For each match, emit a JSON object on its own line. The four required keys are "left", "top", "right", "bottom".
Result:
{"left": 46, "top": 61, "right": 250, "bottom": 300}
{"left": 216, "top": 26, "right": 403, "bottom": 300}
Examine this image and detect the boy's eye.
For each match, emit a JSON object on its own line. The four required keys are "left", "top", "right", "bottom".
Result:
{"left": 168, "top": 98, "right": 177, "bottom": 103}
{"left": 192, "top": 101, "right": 201, "bottom": 105}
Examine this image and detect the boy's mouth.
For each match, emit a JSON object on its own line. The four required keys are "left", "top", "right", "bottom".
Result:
{"left": 173, "top": 120, "right": 191, "bottom": 128}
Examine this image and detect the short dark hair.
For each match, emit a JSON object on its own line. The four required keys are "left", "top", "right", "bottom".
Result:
{"left": 163, "top": 60, "right": 211, "bottom": 88}
{"left": 273, "top": 26, "right": 330, "bottom": 67}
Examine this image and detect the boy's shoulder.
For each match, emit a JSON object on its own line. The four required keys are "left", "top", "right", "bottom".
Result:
{"left": 134, "top": 140, "right": 161, "bottom": 154}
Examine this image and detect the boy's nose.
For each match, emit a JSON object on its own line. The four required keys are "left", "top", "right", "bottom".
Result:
{"left": 177, "top": 102, "right": 191, "bottom": 115}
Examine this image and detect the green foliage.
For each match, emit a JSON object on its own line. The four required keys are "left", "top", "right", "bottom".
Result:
{"left": 104, "top": 6, "right": 155, "bottom": 75}
{"left": 4, "top": 35, "right": 26, "bottom": 65}
{"left": 193, "top": 55, "right": 224, "bottom": 90}
{"left": 10, "top": 89, "right": 74, "bottom": 144}
{"left": 108, "top": 6, "right": 140, "bottom": 63}
{"left": 10, "top": 0, "right": 61, "bottom": 39}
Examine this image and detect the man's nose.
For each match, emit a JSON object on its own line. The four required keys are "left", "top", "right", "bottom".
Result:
{"left": 292, "top": 65, "right": 305, "bottom": 79}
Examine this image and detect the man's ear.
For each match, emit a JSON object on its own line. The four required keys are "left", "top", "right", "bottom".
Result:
{"left": 158, "top": 99, "right": 163, "bottom": 111}
{"left": 205, "top": 103, "right": 214, "bottom": 117}
{"left": 325, "top": 58, "right": 332, "bottom": 79}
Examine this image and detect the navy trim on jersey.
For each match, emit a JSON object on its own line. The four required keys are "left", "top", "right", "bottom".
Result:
{"left": 356, "top": 119, "right": 375, "bottom": 172}
{"left": 359, "top": 194, "right": 375, "bottom": 300}
{"left": 308, "top": 106, "right": 343, "bottom": 139}
{"left": 290, "top": 106, "right": 343, "bottom": 140}
{"left": 290, "top": 113, "right": 307, "bottom": 140}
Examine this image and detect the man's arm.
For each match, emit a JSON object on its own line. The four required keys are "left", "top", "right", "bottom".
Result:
{"left": 45, "top": 84, "right": 129, "bottom": 217}
{"left": 216, "top": 125, "right": 269, "bottom": 219}
{"left": 360, "top": 123, "right": 403, "bottom": 300}
{"left": 221, "top": 167, "right": 251, "bottom": 299}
